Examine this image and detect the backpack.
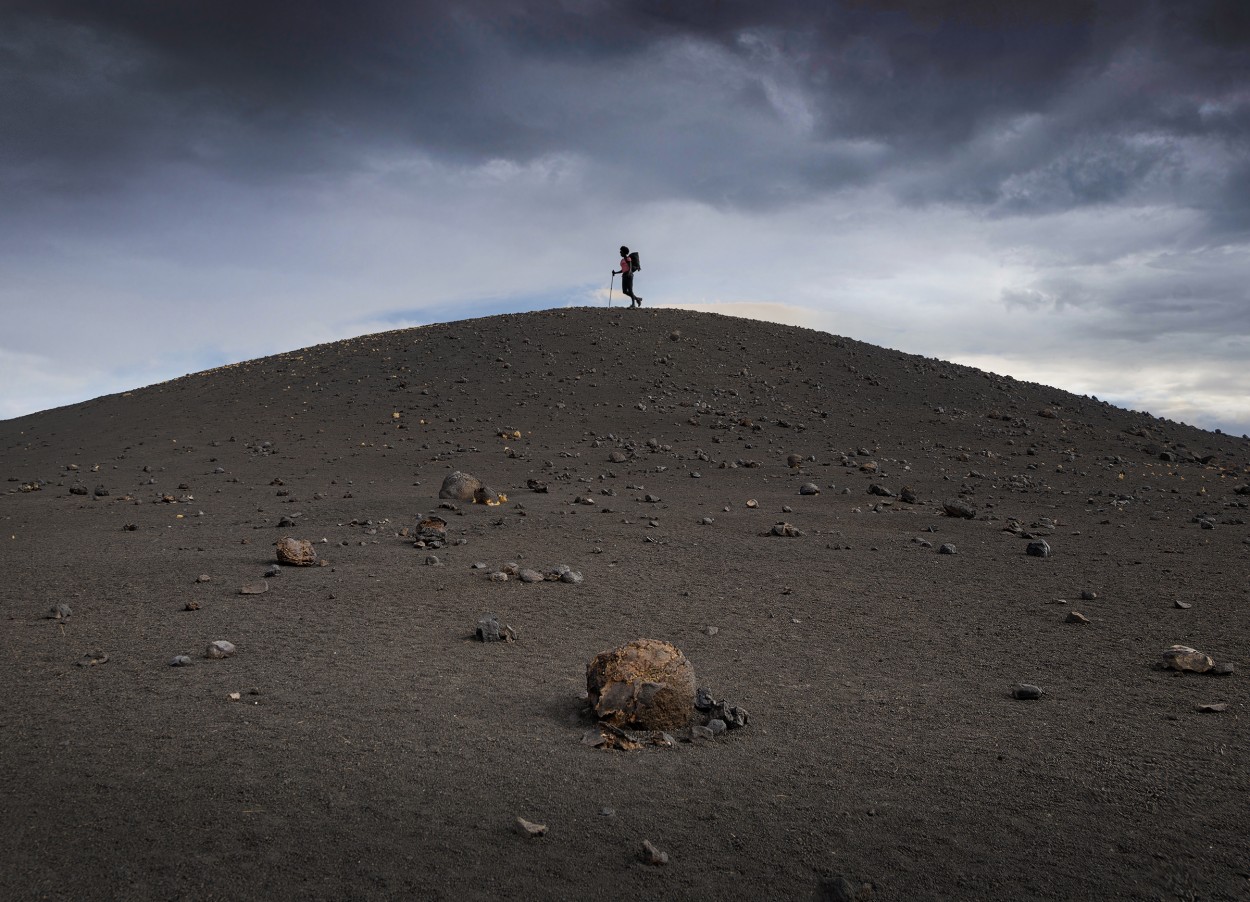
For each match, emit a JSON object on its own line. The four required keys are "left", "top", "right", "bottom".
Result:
{"left": 629, "top": 251, "right": 641, "bottom": 273}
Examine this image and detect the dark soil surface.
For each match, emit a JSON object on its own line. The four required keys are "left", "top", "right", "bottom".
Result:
{"left": 3, "top": 307, "right": 1248, "bottom": 901}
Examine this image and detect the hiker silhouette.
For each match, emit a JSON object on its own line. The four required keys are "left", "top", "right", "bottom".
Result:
{"left": 613, "top": 246, "right": 642, "bottom": 307}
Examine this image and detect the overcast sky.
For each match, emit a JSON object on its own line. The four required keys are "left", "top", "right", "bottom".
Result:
{"left": 3, "top": 1, "right": 1249, "bottom": 435}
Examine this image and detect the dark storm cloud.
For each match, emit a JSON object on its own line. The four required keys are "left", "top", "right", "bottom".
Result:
{"left": 2, "top": 0, "right": 1248, "bottom": 217}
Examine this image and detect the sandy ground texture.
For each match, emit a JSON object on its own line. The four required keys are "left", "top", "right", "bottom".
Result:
{"left": 2, "top": 307, "right": 1248, "bottom": 901}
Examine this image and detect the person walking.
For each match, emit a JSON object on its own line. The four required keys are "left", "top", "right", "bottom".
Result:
{"left": 614, "top": 245, "right": 642, "bottom": 307}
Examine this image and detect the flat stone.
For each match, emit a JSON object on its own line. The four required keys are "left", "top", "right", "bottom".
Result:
{"left": 239, "top": 581, "right": 268, "bottom": 595}
{"left": 515, "top": 817, "right": 547, "bottom": 837}
{"left": 1066, "top": 611, "right": 1090, "bottom": 624}
{"left": 206, "top": 640, "right": 236, "bottom": 659}
{"left": 1197, "top": 703, "right": 1228, "bottom": 713}
{"left": 1161, "top": 645, "right": 1214, "bottom": 673}
{"left": 169, "top": 655, "right": 193, "bottom": 667}
{"left": 1011, "top": 683, "right": 1043, "bottom": 700}
{"left": 1174, "top": 600, "right": 1192, "bottom": 609}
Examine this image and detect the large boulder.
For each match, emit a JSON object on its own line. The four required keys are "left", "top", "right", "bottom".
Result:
{"left": 586, "top": 639, "right": 696, "bottom": 731}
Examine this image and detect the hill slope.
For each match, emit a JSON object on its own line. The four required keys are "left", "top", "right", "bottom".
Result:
{"left": 3, "top": 308, "right": 1248, "bottom": 900}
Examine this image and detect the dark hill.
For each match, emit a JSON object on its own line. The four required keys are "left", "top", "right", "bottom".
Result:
{"left": 2, "top": 308, "right": 1248, "bottom": 901}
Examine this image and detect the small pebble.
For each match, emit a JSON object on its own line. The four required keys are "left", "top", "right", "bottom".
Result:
{"left": 938, "top": 543, "right": 957, "bottom": 555}
{"left": 515, "top": 817, "right": 547, "bottom": 837}
{"left": 1066, "top": 611, "right": 1090, "bottom": 624}
{"left": 169, "top": 655, "right": 193, "bottom": 667}
{"left": 1011, "top": 683, "right": 1043, "bottom": 700}
{"left": 206, "top": 640, "right": 236, "bottom": 659}
{"left": 640, "top": 839, "right": 669, "bottom": 866}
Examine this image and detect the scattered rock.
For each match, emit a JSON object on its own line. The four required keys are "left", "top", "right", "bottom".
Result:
{"left": 206, "top": 640, "right": 236, "bottom": 659}
{"left": 938, "top": 543, "right": 957, "bottom": 555}
{"left": 239, "top": 581, "right": 268, "bottom": 595}
{"left": 816, "top": 875, "right": 873, "bottom": 902}
{"left": 526, "top": 479, "right": 548, "bottom": 493}
{"left": 439, "top": 470, "right": 506, "bottom": 505}
{"left": 640, "top": 839, "right": 669, "bottom": 866}
{"left": 1026, "top": 540, "right": 1051, "bottom": 558}
{"left": 1212, "top": 662, "right": 1235, "bottom": 676}
{"left": 867, "top": 483, "right": 894, "bottom": 497}
{"left": 1174, "top": 600, "right": 1192, "bottom": 609}
{"left": 1066, "top": 611, "right": 1090, "bottom": 624}
{"left": 1080, "top": 590, "right": 1098, "bottom": 600}
{"left": 608, "top": 450, "right": 628, "bottom": 463}
{"left": 516, "top": 817, "right": 547, "bottom": 837}
{"left": 1196, "top": 703, "right": 1228, "bottom": 713}
{"left": 195, "top": 574, "right": 212, "bottom": 583}
{"left": 47, "top": 603, "right": 72, "bottom": 620}
{"left": 169, "top": 655, "right": 193, "bottom": 667}
{"left": 745, "top": 499, "right": 758, "bottom": 508}
{"left": 475, "top": 615, "right": 517, "bottom": 642}
{"left": 417, "top": 516, "right": 447, "bottom": 545}
{"left": 943, "top": 500, "right": 976, "bottom": 519}
{"left": 900, "top": 487, "right": 918, "bottom": 504}
{"left": 769, "top": 522, "right": 803, "bottom": 537}
{"left": 559, "top": 568, "right": 584, "bottom": 585}
{"left": 275, "top": 537, "right": 317, "bottom": 566}
{"left": 586, "top": 639, "right": 696, "bottom": 731}
{"left": 1160, "top": 645, "right": 1214, "bottom": 673}
{"left": 518, "top": 568, "right": 544, "bottom": 583}
{"left": 707, "top": 718, "right": 727, "bottom": 736}
{"left": 184, "top": 601, "right": 200, "bottom": 611}
{"left": 1011, "top": 683, "right": 1043, "bottom": 700}
{"left": 799, "top": 482, "right": 820, "bottom": 496}
{"left": 76, "top": 652, "right": 108, "bottom": 667}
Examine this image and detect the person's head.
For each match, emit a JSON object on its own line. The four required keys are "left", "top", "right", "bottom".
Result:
{"left": 620, "top": 246, "right": 629, "bottom": 256}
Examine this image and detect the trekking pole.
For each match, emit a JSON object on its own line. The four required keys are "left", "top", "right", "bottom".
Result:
{"left": 608, "top": 271, "right": 615, "bottom": 308}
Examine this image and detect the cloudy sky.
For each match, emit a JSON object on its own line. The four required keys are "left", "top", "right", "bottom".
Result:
{"left": 3, "top": 1, "right": 1249, "bottom": 434}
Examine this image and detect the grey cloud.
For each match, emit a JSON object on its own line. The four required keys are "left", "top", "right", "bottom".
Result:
{"left": 5, "top": 1, "right": 1247, "bottom": 214}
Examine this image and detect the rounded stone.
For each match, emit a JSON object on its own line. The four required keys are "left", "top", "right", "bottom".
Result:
{"left": 586, "top": 638, "right": 696, "bottom": 732}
